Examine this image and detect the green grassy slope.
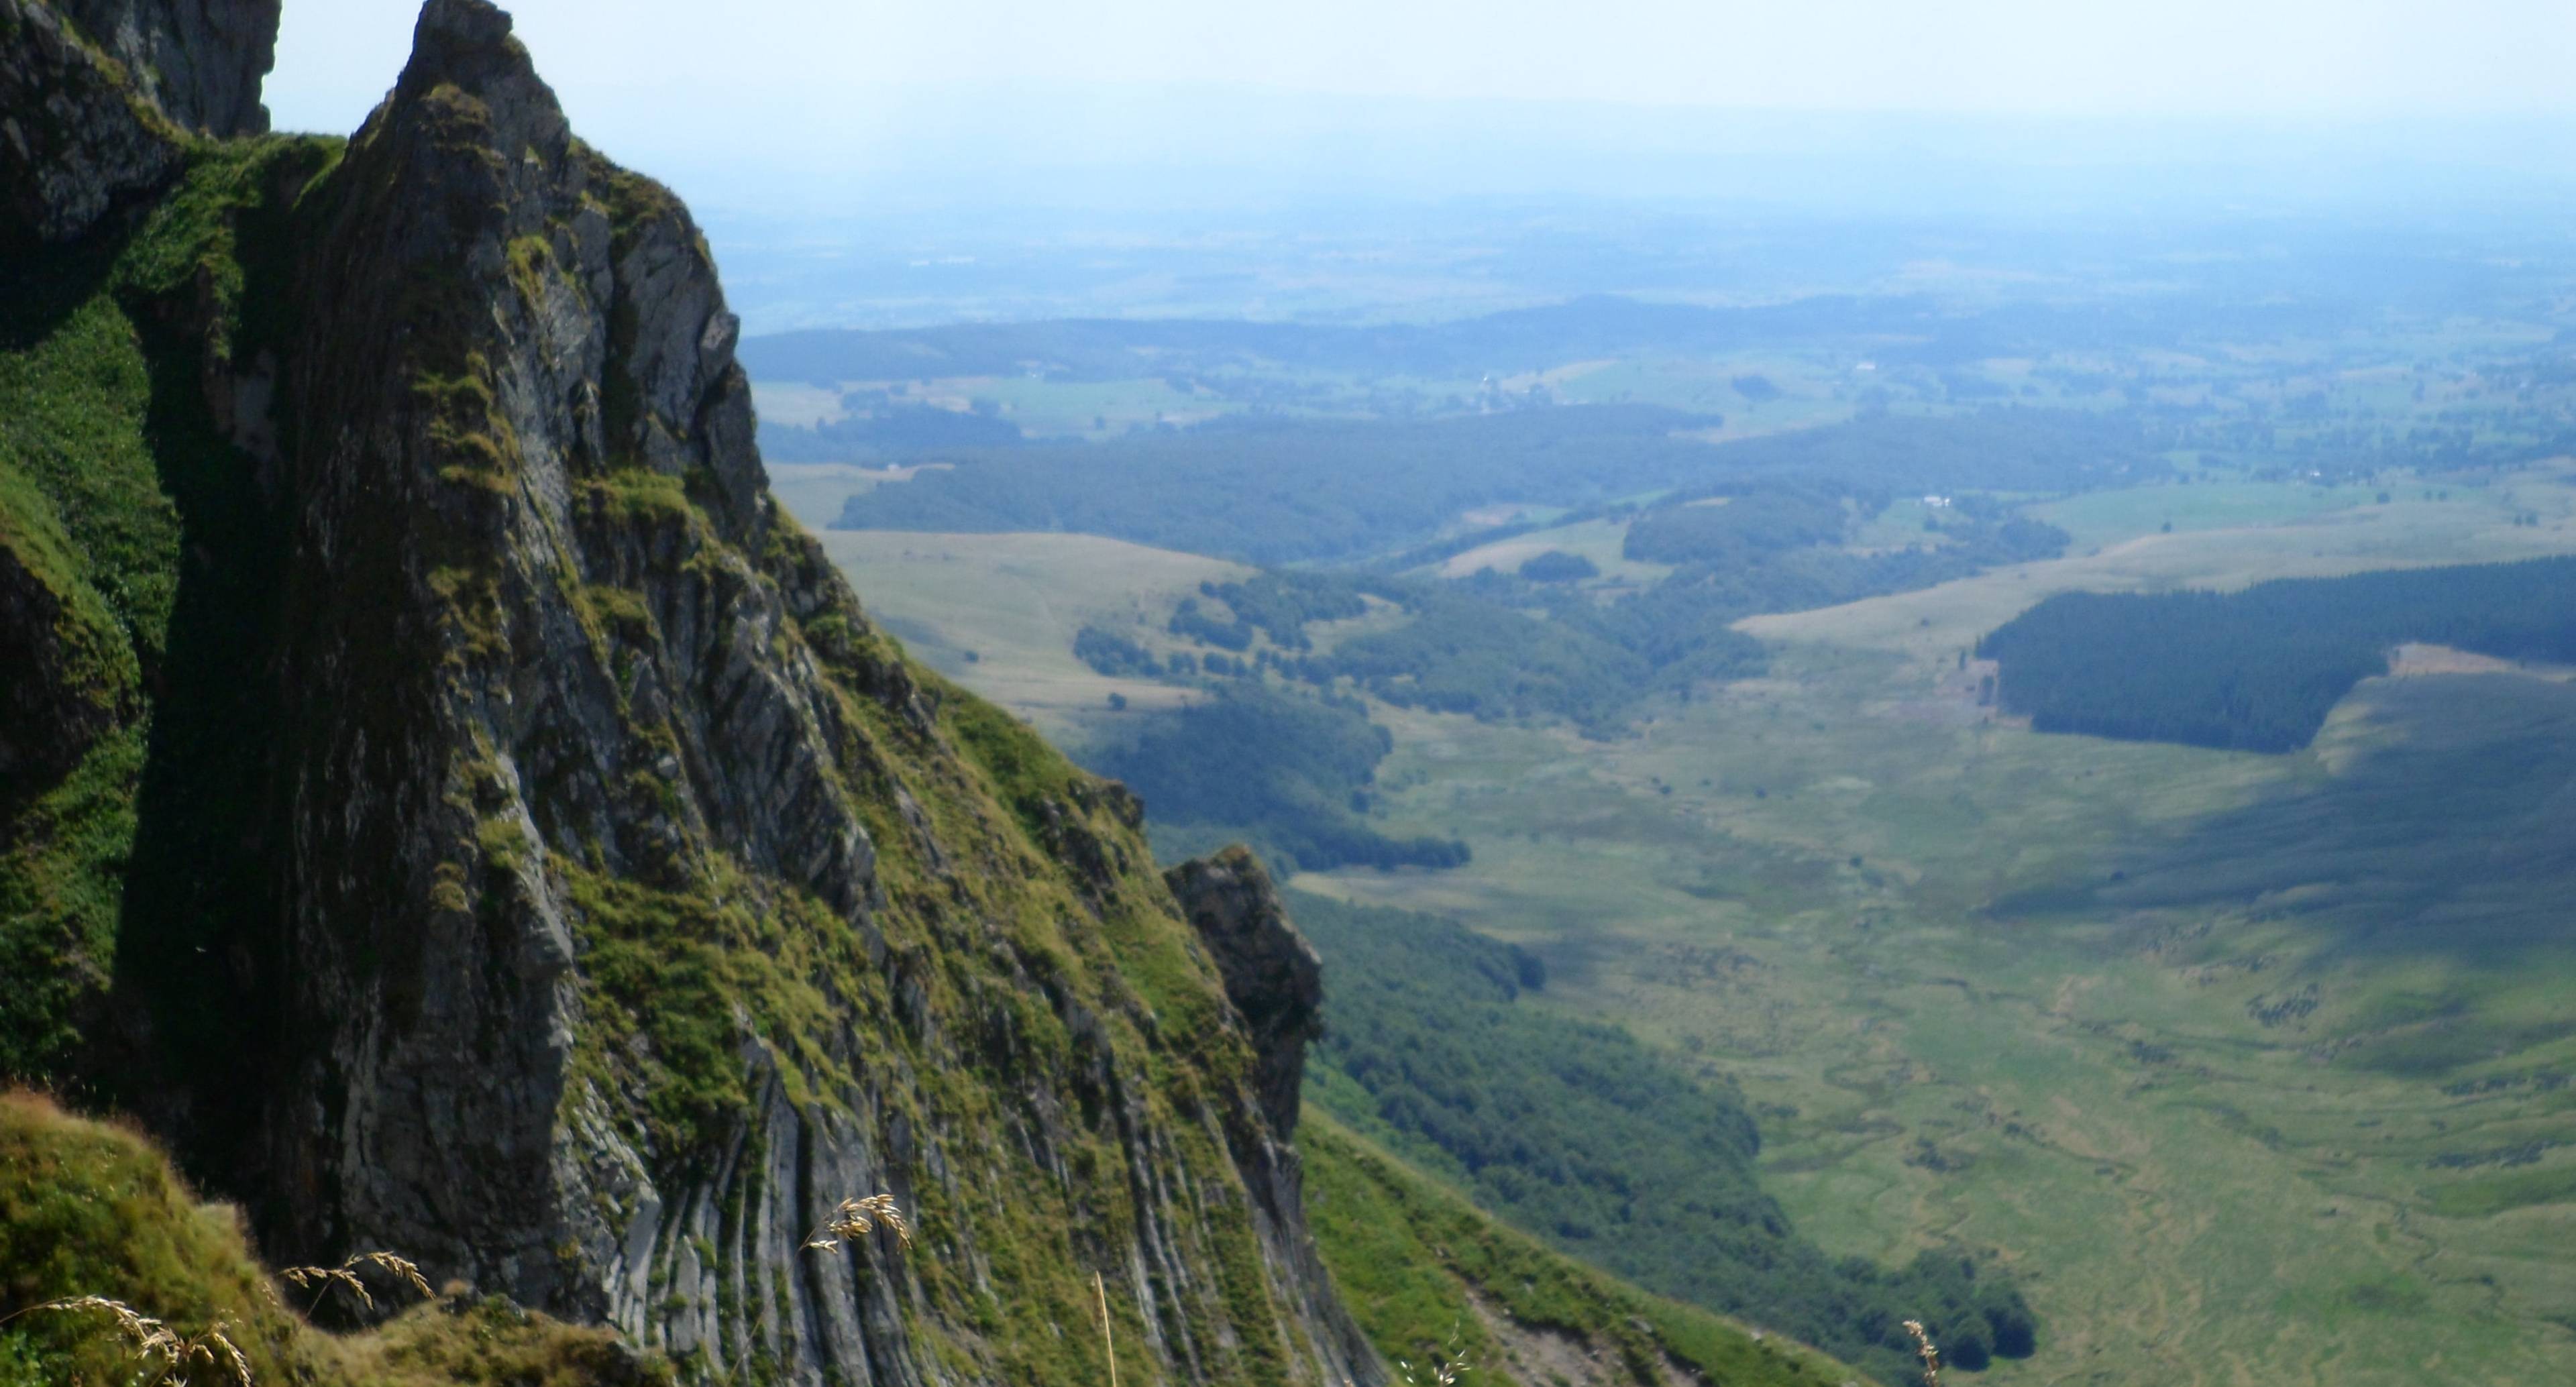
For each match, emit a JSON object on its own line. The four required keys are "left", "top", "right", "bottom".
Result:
{"left": 1293, "top": 890, "right": 2031, "bottom": 1384}
{"left": 1307, "top": 646, "right": 2576, "bottom": 1384}
{"left": 0, "top": 1091, "right": 665, "bottom": 1386}
{"left": 797, "top": 461, "right": 2576, "bottom": 1385}
{"left": 1301, "top": 1115, "right": 1858, "bottom": 1387}
{"left": 1, "top": 133, "right": 337, "bottom": 1087}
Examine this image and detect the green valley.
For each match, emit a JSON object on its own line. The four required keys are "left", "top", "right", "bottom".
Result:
{"left": 773, "top": 414, "right": 2576, "bottom": 1384}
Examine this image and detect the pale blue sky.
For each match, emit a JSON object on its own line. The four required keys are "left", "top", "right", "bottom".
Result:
{"left": 266, "top": 1, "right": 2576, "bottom": 214}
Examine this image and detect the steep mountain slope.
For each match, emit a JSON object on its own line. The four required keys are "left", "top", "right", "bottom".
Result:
{"left": 1301, "top": 1116, "right": 1859, "bottom": 1387}
{"left": 1, "top": 3, "right": 1385, "bottom": 1384}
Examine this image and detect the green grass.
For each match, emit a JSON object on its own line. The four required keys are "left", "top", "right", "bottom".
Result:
{"left": 754, "top": 374, "right": 1242, "bottom": 443}
{"left": 2423, "top": 1162, "right": 2576, "bottom": 1220}
{"left": 1426, "top": 516, "right": 1673, "bottom": 589}
{"left": 2029, "top": 478, "right": 2387, "bottom": 552}
{"left": 0, "top": 280, "right": 172, "bottom": 700}
{"left": 0, "top": 1092, "right": 669, "bottom": 1387}
{"left": 1292, "top": 677, "right": 2576, "bottom": 1382}
{"left": 1301, "top": 1116, "right": 1858, "bottom": 1387}
{"left": 808, "top": 528, "right": 1248, "bottom": 739}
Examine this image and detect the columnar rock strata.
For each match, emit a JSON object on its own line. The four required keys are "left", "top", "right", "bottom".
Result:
{"left": 0, "top": 2, "right": 1381, "bottom": 1384}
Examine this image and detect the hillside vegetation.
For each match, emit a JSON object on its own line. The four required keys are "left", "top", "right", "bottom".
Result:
{"left": 0, "top": 1092, "right": 664, "bottom": 1386}
{"left": 1083, "top": 685, "right": 1469, "bottom": 872}
{"left": 831, "top": 406, "right": 2146, "bottom": 567}
{"left": 1301, "top": 1115, "right": 1860, "bottom": 1387}
{"left": 1980, "top": 556, "right": 2576, "bottom": 751}
{"left": 1294, "top": 892, "right": 2035, "bottom": 1384}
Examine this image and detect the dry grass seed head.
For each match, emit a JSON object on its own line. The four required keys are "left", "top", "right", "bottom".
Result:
{"left": 354, "top": 1252, "right": 432, "bottom": 1299}
{"left": 203, "top": 1322, "right": 254, "bottom": 1385}
{"left": 17, "top": 1298, "right": 253, "bottom": 1384}
{"left": 802, "top": 1194, "right": 913, "bottom": 1253}
{"left": 1901, "top": 1319, "right": 1943, "bottom": 1387}
{"left": 1395, "top": 1323, "right": 1470, "bottom": 1387}
{"left": 282, "top": 1265, "right": 372, "bottom": 1311}
{"left": 38, "top": 1296, "right": 181, "bottom": 1363}
{"left": 278, "top": 1251, "right": 433, "bottom": 1313}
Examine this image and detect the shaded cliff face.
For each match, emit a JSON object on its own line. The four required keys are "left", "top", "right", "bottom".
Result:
{"left": 1, "top": 2, "right": 1380, "bottom": 1384}
{"left": 0, "top": 0, "right": 181, "bottom": 243}
{"left": 60, "top": 0, "right": 278, "bottom": 135}
{"left": 0, "top": 0, "right": 274, "bottom": 245}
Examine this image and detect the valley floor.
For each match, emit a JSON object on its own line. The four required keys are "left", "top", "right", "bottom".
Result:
{"left": 784, "top": 465, "right": 2576, "bottom": 1386}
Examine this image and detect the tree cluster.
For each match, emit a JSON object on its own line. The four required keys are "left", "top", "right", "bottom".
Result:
{"left": 1980, "top": 557, "right": 2576, "bottom": 751}
{"left": 1081, "top": 686, "right": 1468, "bottom": 872}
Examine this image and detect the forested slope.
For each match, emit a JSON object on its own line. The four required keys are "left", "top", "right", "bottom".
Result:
{"left": 1293, "top": 892, "right": 2037, "bottom": 1384}
{"left": 1980, "top": 557, "right": 2576, "bottom": 751}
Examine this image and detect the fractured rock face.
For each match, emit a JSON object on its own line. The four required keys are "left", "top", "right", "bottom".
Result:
{"left": 0, "top": 0, "right": 186, "bottom": 244}
{"left": 60, "top": 0, "right": 280, "bottom": 135}
{"left": 1165, "top": 846, "right": 1326, "bottom": 1139}
{"left": 4, "top": 1, "right": 1387, "bottom": 1380}
{"left": 1, "top": 0, "right": 280, "bottom": 245}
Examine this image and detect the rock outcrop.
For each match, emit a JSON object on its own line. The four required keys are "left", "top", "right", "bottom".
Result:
{"left": 1, "top": 2, "right": 1383, "bottom": 1384}
{"left": 1167, "top": 847, "right": 1326, "bottom": 1138}
{"left": 0, "top": 0, "right": 183, "bottom": 244}
{"left": 1166, "top": 848, "right": 1376, "bottom": 1382}
{"left": 60, "top": 0, "right": 278, "bottom": 134}
{"left": 0, "top": 0, "right": 276, "bottom": 245}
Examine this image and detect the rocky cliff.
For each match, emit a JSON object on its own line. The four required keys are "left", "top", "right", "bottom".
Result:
{"left": 0, "top": 3, "right": 1379, "bottom": 1384}
{"left": 59, "top": 0, "right": 278, "bottom": 135}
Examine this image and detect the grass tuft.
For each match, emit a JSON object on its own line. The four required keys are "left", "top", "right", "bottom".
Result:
{"left": 799, "top": 1195, "right": 913, "bottom": 1255}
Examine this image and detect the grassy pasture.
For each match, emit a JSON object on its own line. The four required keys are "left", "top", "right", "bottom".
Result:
{"left": 1742, "top": 466, "right": 2576, "bottom": 663}
{"left": 1293, "top": 490, "right": 2576, "bottom": 1384}
{"left": 761, "top": 374, "right": 1224, "bottom": 439}
{"left": 807, "top": 529, "right": 1246, "bottom": 738}
{"left": 767, "top": 461, "right": 905, "bottom": 526}
{"left": 1303, "top": 655, "right": 2576, "bottom": 1385}
{"left": 1431, "top": 516, "right": 1674, "bottom": 587}
{"left": 1546, "top": 352, "right": 1861, "bottom": 440}
{"left": 749, "top": 380, "right": 847, "bottom": 427}
{"left": 2028, "top": 477, "right": 2381, "bottom": 551}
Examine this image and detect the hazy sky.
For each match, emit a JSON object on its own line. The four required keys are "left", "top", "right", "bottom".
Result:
{"left": 266, "top": 1, "right": 2576, "bottom": 217}
{"left": 272, "top": 0, "right": 2575, "bottom": 130}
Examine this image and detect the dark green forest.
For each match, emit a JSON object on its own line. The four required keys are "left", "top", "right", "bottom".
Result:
{"left": 1663, "top": 410, "right": 2166, "bottom": 492}
{"left": 1979, "top": 557, "right": 2576, "bottom": 751}
{"left": 1079, "top": 685, "right": 1467, "bottom": 871}
{"left": 1292, "top": 891, "right": 2039, "bottom": 1384}
{"left": 830, "top": 406, "right": 2153, "bottom": 567}
{"left": 834, "top": 406, "right": 1727, "bottom": 564}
